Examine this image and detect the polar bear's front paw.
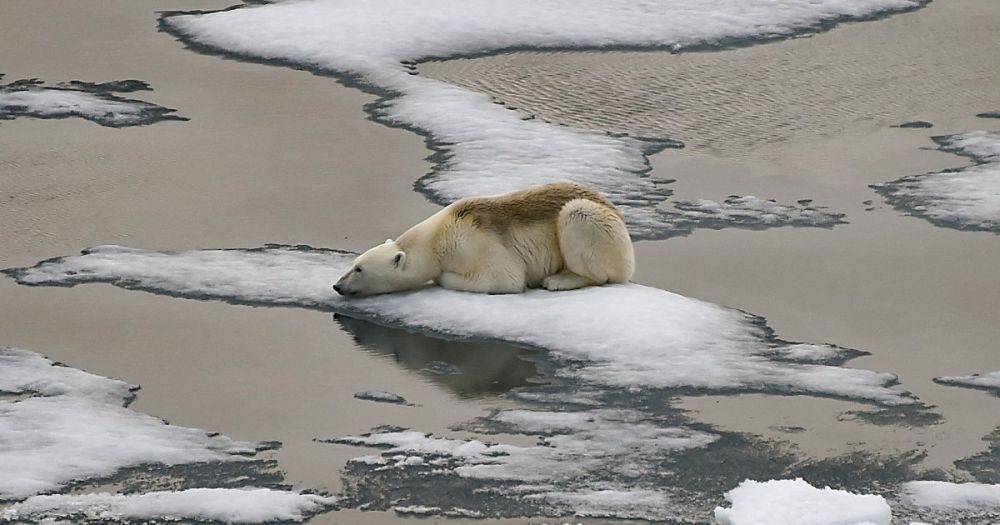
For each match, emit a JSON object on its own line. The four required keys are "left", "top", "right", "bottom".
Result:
{"left": 542, "top": 272, "right": 591, "bottom": 291}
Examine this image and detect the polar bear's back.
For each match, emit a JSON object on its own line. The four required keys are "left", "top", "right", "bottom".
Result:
{"left": 448, "top": 182, "right": 621, "bottom": 232}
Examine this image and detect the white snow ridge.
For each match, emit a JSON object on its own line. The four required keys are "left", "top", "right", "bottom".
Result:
{"left": 901, "top": 481, "right": 1000, "bottom": 510}
{"left": 1, "top": 489, "right": 336, "bottom": 523}
{"left": 0, "top": 347, "right": 258, "bottom": 501}
{"left": 161, "top": 0, "right": 922, "bottom": 238}
{"left": 5, "top": 245, "right": 914, "bottom": 405}
{"left": 714, "top": 478, "right": 891, "bottom": 525}
{"left": 935, "top": 370, "right": 1000, "bottom": 394}
{"left": 873, "top": 131, "right": 1000, "bottom": 232}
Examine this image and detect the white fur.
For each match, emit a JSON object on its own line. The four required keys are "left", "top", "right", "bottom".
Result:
{"left": 335, "top": 186, "right": 634, "bottom": 296}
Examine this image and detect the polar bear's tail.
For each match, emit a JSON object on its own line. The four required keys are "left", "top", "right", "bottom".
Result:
{"left": 556, "top": 198, "right": 635, "bottom": 285}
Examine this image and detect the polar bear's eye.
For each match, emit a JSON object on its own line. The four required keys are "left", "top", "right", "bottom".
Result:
{"left": 355, "top": 267, "right": 362, "bottom": 273}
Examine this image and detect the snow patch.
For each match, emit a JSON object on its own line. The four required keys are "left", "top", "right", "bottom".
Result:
{"left": 0, "top": 347, "right": 257, "bottom": 500}
{"left": 901, "top": 481, "right": 1000, "bottom": 510}
{"left": 5, "top": 245, "right": 913, "bottom": 405}
{"left": 873, "top": 131, "right": 1000, "bottom": 233}
{"left": 1, "top": 488, "right": 336, "bottom": 523}
{"left": 935, "top": 371, "right": 1000, "bottom": 394}
{"left": 714, "top": 478, "right": 891, "bottom": 525}
{"left": 393, "top": 505, "right": 441, "bottom": 515}
{"left": 0, "top": 76, "right": 184, "bottom": 127}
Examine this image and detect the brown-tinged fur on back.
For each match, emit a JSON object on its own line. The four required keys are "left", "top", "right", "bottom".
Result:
{"left": 448, "top": 182, "right": 622, "bottom": 233}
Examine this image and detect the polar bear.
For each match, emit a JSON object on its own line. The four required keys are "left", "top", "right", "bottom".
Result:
{"left": 333, "top": 182, "right": 634, "bottom": 296}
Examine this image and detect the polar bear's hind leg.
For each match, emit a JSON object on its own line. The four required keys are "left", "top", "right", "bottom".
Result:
{"left": 544, "top": 198, "right": 634, "bottom": 291}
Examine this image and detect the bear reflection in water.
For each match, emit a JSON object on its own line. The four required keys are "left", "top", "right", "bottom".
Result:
{"left": 335, "top": 314, "right": 539, "bottom": 397}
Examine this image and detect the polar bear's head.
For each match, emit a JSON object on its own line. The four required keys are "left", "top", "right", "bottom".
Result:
{"left": 334, "top": 239, "right": 425, "bottom": 297}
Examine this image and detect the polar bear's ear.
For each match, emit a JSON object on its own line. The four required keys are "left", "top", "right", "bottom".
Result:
{"left": 392, "top": 251, "right": 406, "bottom": 269}
{"left": 384, "top": 238, "right": 393, "bottom": 244}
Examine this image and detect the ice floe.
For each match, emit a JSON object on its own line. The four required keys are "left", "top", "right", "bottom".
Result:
{"left": 935, "top": 371, "right": 1000, "bottom": 395}
{"left": 873, "top": 131, "right": 1000, "bottom": 233}
{"left": 901, "top": 481, "right": 1000, "bottom": 510}
{"left": 0, "top": 75, "right": 185, "bottom": 127}
{"left": 0, "top": 347, "right": 259, "bottom": 500}
{"left": 714, "top": 478, "right": 891, "bottom": 525}
{"left": 0, "top": 488, "right": 336, "bottom": 523}
{"left": 354, "top": 390, "right": 409, "bottom": 405}
{"left": 5, "top": 245, "right": 913, "bottom": 405}
{"left": 160, "top": 0, "right": 923, "bottom": 238}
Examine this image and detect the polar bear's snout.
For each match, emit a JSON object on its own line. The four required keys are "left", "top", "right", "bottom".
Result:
{"left": 333, "top": 273, "right": 360, "bottom": 297}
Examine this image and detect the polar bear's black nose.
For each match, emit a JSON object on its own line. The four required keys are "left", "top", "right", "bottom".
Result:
{"left": 333, "top": 284, "right": 344, "bottom": 295}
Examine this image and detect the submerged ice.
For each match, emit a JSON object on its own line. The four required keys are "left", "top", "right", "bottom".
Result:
{"left": 0, "top": 75, "right": 185, "bottom": 127}
{"left": 354, "top": 390, "right": 409, "bottom": 405}
{"left": 335, "top": 410, "right": 717, "bottom": 483}
{"left": 873, "top": 131, "right": 1000, "bottom": 233}
{"left": 330, "top": 408, "right": 717, "bottom": 521}
{"left": 6, "top": 245, "right": 914, "bottom": 406}
{"left": 159, "top": 0, "right": 924, "bottom": 238}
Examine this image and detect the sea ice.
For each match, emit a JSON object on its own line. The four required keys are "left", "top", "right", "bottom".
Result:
{"left": 0, "top": 75, "right": 184, "bottom": 127}
{"left": 901, "top": 480, "right": 1000, "bottom": 510}
{"left": 393, "top": 505, "right": 442, "bottom": 515}
{"left": 935, "top": 370, "right": 1000, "bottom": 395}
{"left": 894, "top": 121, "right": 934, "bottom": 129}
{"left": 873, "top": 131, "right": 1000, "bottom": 233}
{"left": 330, "top": 408, "right": 716, "bottom": 520}
{"left": 527, "top": 489, "right": 675, "bottom": 521}
{"left": 0, "top": 346, "right": 134, "bottom": 404}
{"left": 5, "top": 245, "right": 914, "bottom": 405}
{"left": 1, "top": 488, "right": 335, "bottom": 523}
{"left": 0, "top": 347, "right": 258, "bottom": 500}
{"left": 354, "top": 390, "right": 409, "bottom": 404}
{"left": 670, "top": 196, "right": 846, "bottom": 229}
{"left": 713, "top": 478, "right": 891, "bottom": 525}
{"left": 161, "top": 0, "right": 921, "bottom": 238}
